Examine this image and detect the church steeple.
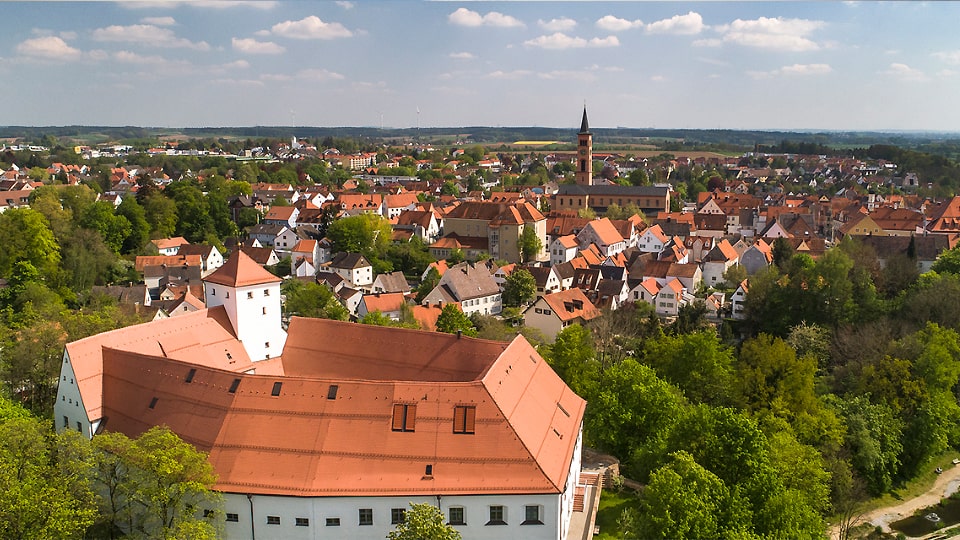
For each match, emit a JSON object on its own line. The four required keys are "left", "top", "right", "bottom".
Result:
{"left": 576, "top": 106, "right": 593, "bottom": 186}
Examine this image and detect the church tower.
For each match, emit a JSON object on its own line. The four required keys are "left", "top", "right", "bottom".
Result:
{"left": 204, "top": 250, "right": 287, "bottom": 361}
{"left": 575, "top": 106, "right": 593, "bottom": 186}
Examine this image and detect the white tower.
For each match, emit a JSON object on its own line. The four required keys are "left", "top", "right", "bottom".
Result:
{"left": 204, "top": 250, "right": 287, "bottom": 361}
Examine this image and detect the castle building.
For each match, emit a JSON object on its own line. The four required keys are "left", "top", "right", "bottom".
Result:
{"left": 55, "top": 251, "right": 586, "bottom": 540}
{"left": 554, "top": 107, "right": 671, "bottom": 217}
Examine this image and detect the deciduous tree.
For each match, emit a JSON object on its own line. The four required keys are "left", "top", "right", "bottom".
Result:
{"left": 387, "top": 502, "right": 461, "bottom": 540}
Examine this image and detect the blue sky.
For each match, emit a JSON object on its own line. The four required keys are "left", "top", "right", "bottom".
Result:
{"left": 2, "top": 1, "right": 959, "bottom": 131}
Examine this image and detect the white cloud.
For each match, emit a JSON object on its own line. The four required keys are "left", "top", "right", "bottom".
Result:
{"left": 92, "top": 24, "right": 210, "bottom": 50}
{"left": 270, "top": 16, "right": 352, "bottom": 39}
{"left": 487, "top": 69, "right": 532, "bottom": 79}
{"left": 16, "top": 36, "right": 82, "bottom": 61}
{"left": 596, "top": 15, "right": 643, "bottom": 32}
{"left": 749, "top": 63, "right": 832, "bottom": 79}
{"left": 335, "top": 1, "right": 354, "bottom": 9}
{"left": 651, "top": 75, "right": 667, "bottom": 82}
{"left": 538, "top": 70, "right": 595, "bottom": 82}
{"left": 221, "top": 59, "right": 250, "bottom": 70}
{"left": 261, "top": 68, "right": 345, "bottom": 83}
{"left": 113, "top": 50, "right": 170, "bottom": 65}
{"left": 716, "top": 17, "right": 825, "bottom": 52}
{"left": 538, "top": 17, "right": 576, "bottom": 32}
{"left": 938, "top": 69, "right": 958, "bottom": 77}
{"left": 780, "top": 63, "right": 832, "bottom": 75}
{"left": 449, "top": 52, "right": 475, "bottom": 60}
{"left": 646, "top": 12, "right": 705, "bottom": 35}
{"left": 141, "top": 16, "right": 175, "bottom": 26}
{"left": 123, "top": 1, "right": 276, "bottom": 9}
{"left": 524, "top": 33, "right": 619, "bottom": 50}
{"left": 449, "top": 8, "right": 524, "bottom": 28}
{"left": 934, "top": 50, "right": 960, "bottom": 65}
{"left": 883, "top": 63, "right": 928, "bottom": 82}
{"left": 232, "top": 37, "right": 285, "bottom": 54}
{"left": 692, "top": 38, "right": 722, "bottom": 48}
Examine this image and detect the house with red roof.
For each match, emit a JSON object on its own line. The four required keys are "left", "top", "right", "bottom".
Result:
{"left": 56, "top": 250, "right": 585, "bottom": 540}
{"left": 576, "top": 218, "right": 626, "bottom": 257}
{"left": 523, "top": 288, "right": 601, "bottom": 341}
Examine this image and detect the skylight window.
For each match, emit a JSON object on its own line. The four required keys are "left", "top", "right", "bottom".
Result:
{"left": 185, "top": 368, "right": 196, "bottom": 383}
{"left": 271, "top": 382, "right": 282, "bottom": 396}
{"left": 229, "top": 379, "right": 241, "bottom": 393}
{"left": 327, "top": 385, "right": 339, "bottom": 400}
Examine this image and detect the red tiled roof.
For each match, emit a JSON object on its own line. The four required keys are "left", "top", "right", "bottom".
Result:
{"left": 540, "top": 289, "right": 601, "bottom": 323}
{"left": 205, "top": 251, "right": 282, "bottom": 287}
{"left": 96, "top": 318, "right": 585, "bottom": 497}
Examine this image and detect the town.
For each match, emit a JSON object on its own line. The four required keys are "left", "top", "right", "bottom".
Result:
{"left": 3, "top": 110, "right": 960, "bottom": 540}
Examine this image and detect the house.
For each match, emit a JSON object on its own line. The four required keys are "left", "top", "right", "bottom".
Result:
{"left": 142, "top": 263, "right": 202, "bottom": 300}
{"left": 394, "top": 210, "right": 442, "bottom": 244}
{"left": 740, "top": 239, "right": 774, "bottom": 275}
{"left": 527, "top": 266, "right": 563, "bottom": 296}
{"left": 150, "top": 237, "right": 189, "bottom": 256}
{"left": 357, "top": 292, "right": 406, "bottom": 320}
{"left": 56, "top": 268, "right": 585, "bottom": 540}
{"left": 289, "top": 239, "right": 320, "bottom": 277}
{"left": 523, "top": 288, "right": 600, "bottom": 341}
{"left": 550, "top": 235, "right": 580, "bottom": 267}
{"left": 654, "top": 278, "right": 689, "bottom": 317}
{"left": 637, "top": 224, "right": 668, "bottom": 254}
{"left": 327, "top": 253, "right": 374, "bottom": 289}
{"left": 263, "top": 205, "right": 300, "bottom": 228}
{"left": 595, "top": 279, "right": 629, "bottom": 311}
{"left": 421, "top": 262, "right": 502, "bottom": 317}
{"left": 239, "top": 246, "right": 281, "bottom": 268}
{"left": 701, "top": 239, "right": 740, "bottom": 287}
{"left": 731, "top": 280, "right": 749, "bottom": 320}
{"left": 441, "top": 201, "right": 547, "bottom": 263}
{"left": 628, "top": 277, "right": 660, "bottom": 305}
{"left": 247, "top": 223, "right": 290, "bottom": 248}
{"left": 372, "top": 271, "right": 412, "bottom": 295}
{"left": 175, "top": 244, "right": 225, "bottom": 275}
{"left": 576, "top": 218, "right": 626, "bottom": 258}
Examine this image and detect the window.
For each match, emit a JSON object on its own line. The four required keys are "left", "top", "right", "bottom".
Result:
{"left": 266, "top": 516, "right": 280, "bottom": 525}
{"left": 391, "top": 508, "right": 406, "bottom": 525}
{"left": 322, "top": 518, "right": 336, "bottom": 527}
{"left": 149, "top": 397, "right": 158, "bottom": 409}
{"left": 271, "top": 382, "right": 282, "bottom": 396}
{"left": 247, "top": 291, "right": 254, "bottom": 299}
{"left": 449, "top": 507, "right": 465, "bottom": 525}
{"left": 359, "top": 508, "right": 373, "bottom": 526}
{"left": 226, "top": 291, "right": 229, "bottom": 298}
{"left": 264, "top": 289, "right": 270, "bottom": 297}
{"left": 327, "top": 385, "right": 339, "bottom": 400}
{"left": 226, "top": 513, "right": 239, "bottom": 522}
{"left": 185, "top": 368, "right": 196, "bottom": 383}
{"left": 453, "top": 405, "right": 476, "bottom": 434}
{"left": 487, "top": 505, "right": 506, "bottom": 525}
{"left": 203, "top": 509, "right": 214, "bottom": 518}
{"left": 523, "top": 505, "right": 543, "bottom": 525}
{"left": 392, "top": 403, "right": 416, "bottom": 432}
{"left": 229, "top": 379, "right": 241, "bottom": 393}
{"left": 262, "top": 307, "right": 267, "bottom": 315}
{"left": 76, "top": 421, "right": 82, "bottom": 432}
{"left": 63, "top": 415, "right": 68, "bottom": 428}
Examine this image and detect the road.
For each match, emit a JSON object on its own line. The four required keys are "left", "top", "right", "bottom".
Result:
{"left": 832, "top": 463, "right": 960, "bottom": 538}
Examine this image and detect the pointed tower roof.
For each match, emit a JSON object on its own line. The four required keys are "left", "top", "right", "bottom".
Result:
{"left": 204, "top": 250, "right": 282, "bottom": 288}
{"left": 579, "top": 106, "right": 590, "bottom": 134}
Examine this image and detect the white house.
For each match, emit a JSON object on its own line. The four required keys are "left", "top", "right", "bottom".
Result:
{"left": 327, "top": 253, "right": 374, "bottom": 289}
{"left": 637, "top": 224, "right": 668, "bottom": 254}
{"left": 550, "top": 235, "right": 580, "bottom": 267}
{"left": 523, "top": 288, "right": 601, "bottom": 342}
{"left": 576, "top": 218, "right": 626, "bottom": 258}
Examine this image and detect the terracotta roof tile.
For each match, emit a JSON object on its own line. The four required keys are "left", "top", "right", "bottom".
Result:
{"left": 206, "top": 251, "right": 282, "bottom": 287}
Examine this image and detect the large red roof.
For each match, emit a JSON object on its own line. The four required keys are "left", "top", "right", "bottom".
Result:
{"left": 76, "top": 317, "right": 586, "bottom": 498}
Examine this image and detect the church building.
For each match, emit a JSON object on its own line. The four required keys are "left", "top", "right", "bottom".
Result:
{"left": 554, "top": 107, "right": 671, "bottom": 217}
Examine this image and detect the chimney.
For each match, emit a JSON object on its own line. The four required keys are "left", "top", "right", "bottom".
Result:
{"left": 457, "top": 329, "right": 462, "bottom": 339}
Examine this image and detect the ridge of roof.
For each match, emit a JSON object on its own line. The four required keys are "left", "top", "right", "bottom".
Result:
{"left": 205, "top": 251, "right": 282, "bottom": 288}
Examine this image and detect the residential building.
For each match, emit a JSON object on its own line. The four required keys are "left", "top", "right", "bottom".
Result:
{"left": 523, "top": 288, "right": 601, "bottom": 341}
{"left": 421, "top": 262, "right": 502, "bottom": 316}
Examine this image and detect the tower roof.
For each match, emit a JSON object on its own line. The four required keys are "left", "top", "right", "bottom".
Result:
{"left": 204, "top": 250, "right": 282, "bottom": 288}
{"left": 579, "top": 106, "right": 590, "bottom": 134}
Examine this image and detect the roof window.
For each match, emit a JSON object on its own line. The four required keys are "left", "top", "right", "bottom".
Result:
{"left": 185, "top": 368, "right": 196, "bottom": 383}
{"left": 149, "top": 397, "right": 158, "bottom": 409}
{"left": 327, "top": 385, "right": 339, "bottom": 400}
{"left": 271, "top": 382, "right": 282, "bottom": 396}
{"left": 229, "top": 379, "right": 241, "bottom": 393}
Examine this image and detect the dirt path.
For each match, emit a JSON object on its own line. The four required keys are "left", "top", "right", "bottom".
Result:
{"left": 832, "top": 463, "right": 960, "bottom": 538}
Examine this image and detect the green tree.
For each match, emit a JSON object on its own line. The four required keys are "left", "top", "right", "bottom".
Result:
{"left": 771, "top": 237, "right": 794, "bottom": 271}
{"left": 636, "top": 451, "right": 746, "bottom": 540}
{"left": 387, "top": 502, "right": 462, "bottom": 540}
{"left": 416, "top": 267, "right": 441, "bottom": 304}
{"left": 0, "top": 402, "right": 98, "bottom": 539}
{"left": 501, "top": 268, "right": 536, "bottom": 307}
{"left": 735, "top": 334, "right": 819, "bottom": 425}
{"left": 435, "top": 304, "right": 477, "bottom": 337}
{"left": 0, "top": 207, "right": 61, "bottom": 279}
{"left": 931, "top": 244, "right": 960, "bottom": 275}
{"left": 641, "top": 331, "right": 735, "bottom": 406}
{"left": 281, "top": 280, "right": 349, "bottom": 321}
{"left": 115, "top": 197, "right": 151, "bottom": 254}
{"left": 831, "top": 395, "right": 903, "bottom": 495}
{"left": 327, "top": 213, "right": 392, "bottom": 255}
{"left": 80, "top": 201, "right": 132, "bottom": 254}
{"left": 545, "top": 324, "right": 599, "bottom": 396}
{"left": 139, "top": 191, "right": 178, "bottom": 239}
{"left": 519, "top": 226, "right": 542, "bottom": 263}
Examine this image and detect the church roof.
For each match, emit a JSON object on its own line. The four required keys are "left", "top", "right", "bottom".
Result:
{"left": 579, "top": 106, "right": 590, "bottom": 134}
{"left": 205, "top": 250, "right": 282, "bottom": 288}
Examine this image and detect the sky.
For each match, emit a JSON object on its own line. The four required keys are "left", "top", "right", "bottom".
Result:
{"left": 2, "top": 1, "right": 960, "bottom": 132}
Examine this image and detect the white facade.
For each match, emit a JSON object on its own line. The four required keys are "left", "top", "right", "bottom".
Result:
{"left": 54, "top": 352, "right": 92, "bottom": 438}
{"left": 219, "top": 428, "right": 582, "bottom": 540}
{"left": 459, "top": 292, "right": 502, "bottom": 317}
{"left": 204, "top": 280, "right": 287, "bottom": 361}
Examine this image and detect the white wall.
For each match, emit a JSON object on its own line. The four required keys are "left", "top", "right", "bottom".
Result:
{"left": 205, "top": 281, "right": 287, "bottom": 361}
{"left": 222, "top": 492, "right": 565, "bottom": 540}
{"left": 54, "top": 350, "right": 92, "bottom": 437}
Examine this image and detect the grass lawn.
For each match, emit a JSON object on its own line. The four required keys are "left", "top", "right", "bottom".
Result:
{"left": 594, "top": 489, "right": 641, "bottom": 540}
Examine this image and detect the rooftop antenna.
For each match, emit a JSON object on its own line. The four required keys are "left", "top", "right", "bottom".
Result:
{"left": 416, "top": 106, "right": 421, "bottom": 138}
